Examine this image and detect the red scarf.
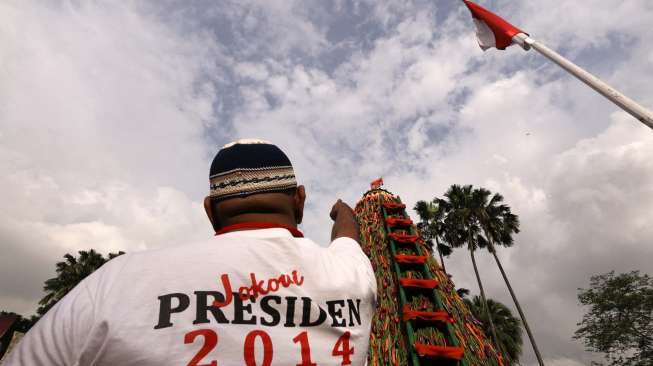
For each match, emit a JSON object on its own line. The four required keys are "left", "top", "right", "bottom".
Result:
{"left": 215, "top": 222, "right": 304, "bottom": 238}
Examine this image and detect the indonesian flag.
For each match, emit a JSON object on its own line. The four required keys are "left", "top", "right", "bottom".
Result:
{"left": 370, "top": 177, "right": 383, "bottom": 190}
{"left": 463, "top": 0, "right": 527, "bottom": 50}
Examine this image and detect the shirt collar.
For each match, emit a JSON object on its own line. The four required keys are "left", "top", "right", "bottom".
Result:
{"left": 217, "top": 228, "right": 296, "bottom": 239}
{"left": 215, "top": 222, "right": 304, "bottom": 238}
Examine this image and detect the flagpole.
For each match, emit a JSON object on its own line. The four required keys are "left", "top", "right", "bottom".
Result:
{"left": 512, "top": 33, "right": 653, "bottom": 130}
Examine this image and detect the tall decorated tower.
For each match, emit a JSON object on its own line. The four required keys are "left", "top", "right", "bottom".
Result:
{"left": 354, "top": 187, "right": 504, "bottom": 366}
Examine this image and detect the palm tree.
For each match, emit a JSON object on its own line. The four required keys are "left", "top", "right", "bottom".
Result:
{"left": 475, "top": 189, "right": 545, "bottom": 366}
{"left": 464, "top": 295, "right": 523, "bottom": 366}
{"left": 414, "top": 199, "right": 453, "bottom": 273}
{"left": 38, "top": 249, "right": 125, "bottom": 316}
{"left": 439, "top": 184, "right": 502, "bottom": 353}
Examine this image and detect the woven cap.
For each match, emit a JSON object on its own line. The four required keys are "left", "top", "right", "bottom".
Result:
{"left": 209, "top": 139, "right": 297, "bottom": 200}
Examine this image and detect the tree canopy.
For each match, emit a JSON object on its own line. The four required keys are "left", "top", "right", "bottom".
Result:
{"left": 419, "top": 184, "right": 545, "bottom": 365}
{"left": 38, "top": 249, "right": 125, "bottom": 316}
{"left": 1, "top": 249, "right": 126, "bottom": 333}
{"left": 414, "top": 199, "right": 453, "bottom": 271}
{"left": 464, "top": 295, "right": 523, "bottom": 365}
{"left": 574, "top": 270, "right": 653, "bottom": 366}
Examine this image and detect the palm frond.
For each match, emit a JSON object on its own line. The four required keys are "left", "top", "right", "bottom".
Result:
{"left": 37, "top": 249, "right": 126, "bottom": 315}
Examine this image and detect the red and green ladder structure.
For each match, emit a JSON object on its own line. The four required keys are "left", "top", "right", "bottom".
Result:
{"left": 355, "top": 187, "right": 503, "bottom": 366}
{"left": 382, "top": 193, "right": 465, "bottom": 366}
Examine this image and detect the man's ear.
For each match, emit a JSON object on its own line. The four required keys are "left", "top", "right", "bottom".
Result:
{"left": 294, "top": 185, "right": 306, "bottom": 225}
{"left": 203, "top": 196, "right": 220, "bottom": 232}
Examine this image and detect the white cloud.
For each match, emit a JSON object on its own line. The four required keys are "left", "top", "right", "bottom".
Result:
{"left": 0, "top": 0, "right": 217, "bottom": 314}
{"left": 516, "top": 0, "right": 653, "bottom": 49}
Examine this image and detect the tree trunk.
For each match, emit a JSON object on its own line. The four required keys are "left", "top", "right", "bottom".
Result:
{"left": 490, "top": 245, "right": 546, "bottom": 366}
{"left": 469, "top": 243, "right": 501, "bottom": 355}
{"left": 434, "top": 235, "right": 447, "bottom": 274}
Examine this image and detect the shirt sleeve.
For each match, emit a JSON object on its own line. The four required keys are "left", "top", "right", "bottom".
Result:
{"left": 4, "top": 279, "right": 96, "bottom": 366}
{"left": 328, "top": 237, "right": 377, "bottom": 301}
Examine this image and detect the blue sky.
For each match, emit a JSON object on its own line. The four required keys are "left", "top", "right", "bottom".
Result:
{"left": 2, "top": 1, "right": 653, "bottom": 365}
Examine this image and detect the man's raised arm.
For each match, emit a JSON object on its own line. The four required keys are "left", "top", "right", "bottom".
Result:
{"left": 330, "top": 199, "right": 360, "bottom": 242}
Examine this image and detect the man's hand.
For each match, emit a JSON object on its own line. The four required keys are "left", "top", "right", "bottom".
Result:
{"left": 330, "top": 199, "right": 360, "bottom": 242}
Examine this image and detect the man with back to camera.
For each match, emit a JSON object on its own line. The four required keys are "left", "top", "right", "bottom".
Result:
{"left": 6, "top": 139, "right": 377, "bottom": 366}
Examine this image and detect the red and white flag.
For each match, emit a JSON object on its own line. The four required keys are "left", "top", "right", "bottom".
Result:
{"left": 463, "top": 0, "right": 526, "bottom": 50}
{"left": 370, "top": 177, "right": 383, "bottom": 190}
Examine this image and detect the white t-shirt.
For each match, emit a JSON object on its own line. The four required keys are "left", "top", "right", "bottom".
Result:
{"left": 6, "top": 228, "right": 377, "bottom": 366}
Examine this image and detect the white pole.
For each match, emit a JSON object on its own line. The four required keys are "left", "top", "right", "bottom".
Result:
{"left": 512, "top": 33, "right": 653, "bottom": 130}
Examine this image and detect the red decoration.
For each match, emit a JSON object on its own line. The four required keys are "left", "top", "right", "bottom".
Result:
{"left": 394, "top": 255, "right": 427, "bottom": 264}
{"left": 414, "top": 343, "right": 465, "bottom": 360}
{"left": 402, "top": 305, "right": 453, "bottom": 323}
{"left": 399, "top": 278, "right": 439, "bottom": 289}
{"left": 385, "top": 217, "right": 413, "bottom": 227}
{"left": 383, "top": 202, "right": 406, "bottom": 211}
{"left": 388, "top": 232, "right": 419, "bottom": 244}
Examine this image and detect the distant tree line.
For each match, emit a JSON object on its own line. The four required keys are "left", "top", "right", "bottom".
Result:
{"left": 2, "top": 249, "right": 124, "bottom": 332}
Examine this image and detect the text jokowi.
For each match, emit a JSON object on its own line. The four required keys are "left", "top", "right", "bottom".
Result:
{"left": 213, "top": 271, "right": 305, "bottom": 307}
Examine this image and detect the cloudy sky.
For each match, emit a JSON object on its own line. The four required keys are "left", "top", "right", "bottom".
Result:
{"left": 2, "top": 0, "right": 653, "bottom": 364}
